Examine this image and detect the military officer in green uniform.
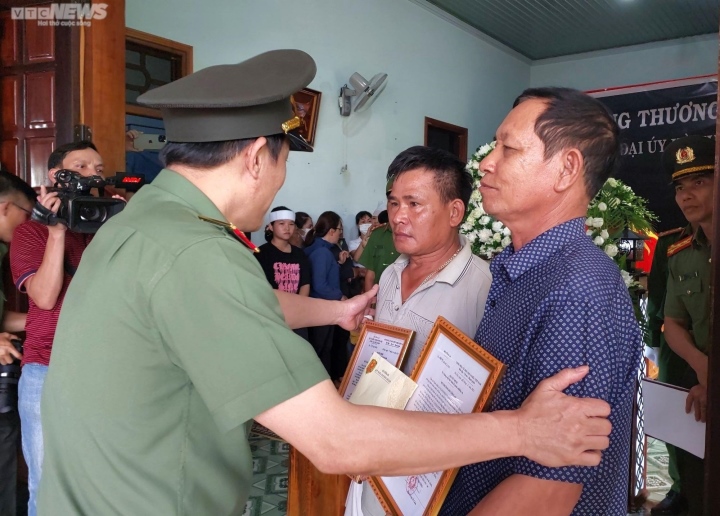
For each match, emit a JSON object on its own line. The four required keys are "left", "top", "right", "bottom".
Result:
{"left": 37, "top": 50, "right": 615, "bottom": 515}
{"left": 360, "top": 179, "right": 399, "bottom": 290}
{"left": 662, "top": 135, "right": 714, "bottom": 516}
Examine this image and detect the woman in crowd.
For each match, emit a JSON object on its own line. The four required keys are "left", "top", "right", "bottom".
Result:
{"left": 290, "top": 211, "right": 313, "bottom": 248}
{"left": 303, "top": 211, "right": 345, "bottom": 378}
{"left": 256, "top": 206, "right": 312, "bottom": 339}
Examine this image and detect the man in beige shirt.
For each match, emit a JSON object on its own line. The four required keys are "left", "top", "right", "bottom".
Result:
{"left": 359, "top": 145, "right": 492, "bottom": 515}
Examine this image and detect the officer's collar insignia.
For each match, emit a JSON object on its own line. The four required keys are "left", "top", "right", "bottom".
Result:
{"left": 676, "top": 147, "right": 695, "bottom": 165}
{"left": 667, "top": 236, "right": 692, "bottom": 257}
{"left": 198, "top": 215, "right": 260, "bottom": 253}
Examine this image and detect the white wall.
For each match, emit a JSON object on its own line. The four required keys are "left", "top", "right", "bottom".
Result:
{"left": 530, "top": 35, "right": 718, "bottom": 91}
{"left": 126, "top": 1, "right": 719, "bottom": 241}
{"left": 125, "top": 0, "right": 529, "bottom": 241}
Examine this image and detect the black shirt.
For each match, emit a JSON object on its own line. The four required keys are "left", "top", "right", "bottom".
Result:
{"left": 255, "top": 242, "right": 311, "bottom": 294}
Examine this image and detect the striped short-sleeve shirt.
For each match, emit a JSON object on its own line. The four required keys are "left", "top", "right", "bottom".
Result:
{"left": 10, "top": 220, "right": 91, "bottom": 366}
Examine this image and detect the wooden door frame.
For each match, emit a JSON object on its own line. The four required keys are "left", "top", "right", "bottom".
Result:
{"left": 704, "top": 38, "right": 720, "bottom": 515}
{"left": 424, "top": 116, "right": 468, "bottom": 162}
{"left": 125, "top": 27, "right": 193, "bottom": 119}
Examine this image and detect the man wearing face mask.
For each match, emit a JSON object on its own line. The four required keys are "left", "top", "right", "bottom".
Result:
{"left": 349, "top": 210, "right": 374, "bottom": 262}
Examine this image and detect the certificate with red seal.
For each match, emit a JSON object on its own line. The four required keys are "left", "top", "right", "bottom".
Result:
{"left": 369, "top": 317, "right": 505, "bottom": 515}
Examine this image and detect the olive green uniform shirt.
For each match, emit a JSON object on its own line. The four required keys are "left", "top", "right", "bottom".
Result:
{"left": 38, "top": 170, "right": 328, "bottom": 515}
{"left": 357, "top": 224, "right": 398, "bottom": 283}
{"left": 664, "top": 227, "right": 712, "bottom": 355}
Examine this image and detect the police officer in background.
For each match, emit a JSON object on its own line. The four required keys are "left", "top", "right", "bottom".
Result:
{"left": 38, "top": 50, "right": 613, "bottom": 515}
{"left": 662, "top": 135, "right": 715, "bottom": 516}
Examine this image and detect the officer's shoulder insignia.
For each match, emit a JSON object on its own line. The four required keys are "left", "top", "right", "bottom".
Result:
{"left": 667, "top": 236, "right": 692, "bottom": 257}
{"left": 198, "top": 215, "right": 259, "bottom": 253}
{"left": 658, "top": 227, "right": 683, "bottom": 238}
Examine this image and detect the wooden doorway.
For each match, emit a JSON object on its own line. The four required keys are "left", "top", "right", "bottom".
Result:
{"left": 704, "top": 37, "right": 720, "bottom": 516}
{"left": 424, "top": 117, "right": 468, "bottom": 162}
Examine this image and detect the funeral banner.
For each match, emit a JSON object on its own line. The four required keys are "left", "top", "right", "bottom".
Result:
{"left": 590, "top": 77, "right": 717, "bottom": 232}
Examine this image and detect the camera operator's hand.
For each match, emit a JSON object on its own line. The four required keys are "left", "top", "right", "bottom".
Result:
{"left": 0, "top": 333, "right": 22, "bottom": 365}
{"left": 38, "top": 185, "right": 66, "bottom": 234}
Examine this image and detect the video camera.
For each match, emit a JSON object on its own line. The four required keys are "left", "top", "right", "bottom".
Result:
{"left": 31, "top": 169, "right": 145, "bottom": 233}
{"left": 0, "top": 339, "right": 22, "bottom": 414}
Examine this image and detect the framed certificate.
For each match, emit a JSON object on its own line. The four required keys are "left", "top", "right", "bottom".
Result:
{"left": 369, "top": 316, "right": 505, "bottom": 515}
{"left": 338, "top": 321, "right": 414, "bottom": 401}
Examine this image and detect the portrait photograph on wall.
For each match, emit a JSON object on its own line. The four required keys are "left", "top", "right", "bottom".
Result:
{"left": 291, "top": 88, "right": 322, "bottom": 148}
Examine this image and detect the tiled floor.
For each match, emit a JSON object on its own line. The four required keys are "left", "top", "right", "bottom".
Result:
{"left": 628, "top": 438, "right": 676, "bottom": 515}
{"left": 646, "top": 438, "right": 674, "bottom": 503}
{"left": 243, "top": 435, "right": 290, "bottom": 516}
{"left": 245, "top": 434, "right": 675, "bottom": 516}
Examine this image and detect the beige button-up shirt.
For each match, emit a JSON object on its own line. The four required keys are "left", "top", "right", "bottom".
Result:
{"left": 376, "top": 235, "right": 492, "bottom": 373}
{"left": 359, "top": 235, "right": 492, "bottom": 515}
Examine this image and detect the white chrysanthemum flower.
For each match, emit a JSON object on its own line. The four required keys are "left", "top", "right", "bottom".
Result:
{"left": 600, "top": 229, "right": 609, "bottom": 239}
{"left": 593, "top": 236, "right": 605, "bottom": 246}
{"left": 479, "top": 229, "right": 492, "bottom": 242}
{"left": 604, "top": 244, "right": 618, "bottom": 257}
{"left": 586, "top": 229, "right": 593, "bottom": 236}
{"left": 491, "top": 221, "right": 503, "bottom": 232}
{"left": 480, "top": 216, "right": 491, "bottom": 225}
{"left": 471, "top": 190, "right": 482, "bottom": 201}
{"left": 620, "top": 270, "right": 635, "bottom": 288}
{"left": 472, "top": 207, "right": 483, "bottom": 218}
{"left": 473, "top": 161, "right": 480, "bottom": 170}
{"left": 493, "top": 233, "right": 502, "bottom": 242}
{"left": 501, "top": 236, "right": 512, "bottom": 247}
{"left": 607, "top": 178, "right": 618, "bottom": 188}
{"left": 585, "top": 217, "right": 594, "bottom": 227}
{"left": 598, "top": 202, "right": 607, "bottom": 211}
{"left": 502, "top": 227, "right": 511, "bottom": 236}
{"left": 592, "top": 217, "right": 604, "bottom": 228}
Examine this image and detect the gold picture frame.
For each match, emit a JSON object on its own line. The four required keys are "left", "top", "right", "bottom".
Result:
{"left": 338, "top": 321, "right": 414, "bottom": 401}
{"left": 369, "top": 316, "right": 505, "bottom": 515}
{"left": 290, "top": 87, "right": 322, "bottom": 148}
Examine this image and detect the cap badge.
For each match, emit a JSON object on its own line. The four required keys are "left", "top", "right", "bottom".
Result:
{"left": 676, "top": 147, "right": 695, "bottom": 165}
{"left": 282, "top": 116, "right": 302, "bottom": 134}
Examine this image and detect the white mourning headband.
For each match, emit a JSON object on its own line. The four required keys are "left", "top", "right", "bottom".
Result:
{"left": 268, "top": 210, "right": 295, "bottom": 223}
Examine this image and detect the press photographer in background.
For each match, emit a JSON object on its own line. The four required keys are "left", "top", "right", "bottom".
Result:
{"left": 9, "top": 141, "right": 107, "bottom": 516}
{"left": 0, "top": 168, "right": 37, "bottom": 516}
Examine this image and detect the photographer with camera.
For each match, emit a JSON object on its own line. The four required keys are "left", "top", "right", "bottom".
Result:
{"left": 9, "top": 141, "right": 104, "bottom": 516}
{"left": 0, "top": 168, "right": 37, "bottom": 516}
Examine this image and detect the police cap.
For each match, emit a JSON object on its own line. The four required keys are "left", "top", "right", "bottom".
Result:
{"left": 137, "top": 49, "right": 316, "bottom": 151}
{"left": 663, "top": 135, "right": 715, "bottom": 183}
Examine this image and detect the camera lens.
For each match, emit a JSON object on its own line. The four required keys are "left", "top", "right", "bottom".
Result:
{"left": 79, "top": 204, "right": 107, "bottom": 222}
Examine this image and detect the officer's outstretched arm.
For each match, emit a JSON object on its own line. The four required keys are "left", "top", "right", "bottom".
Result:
{"left": 274, "top": 285, "right": 377, "bottom": 330}
{"left": 255, "top": 366, "right": 610, "bottom": 477}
